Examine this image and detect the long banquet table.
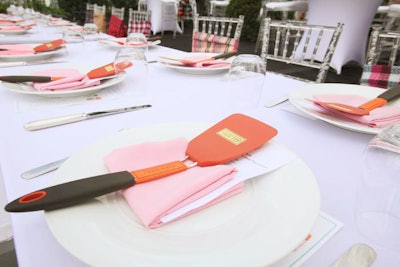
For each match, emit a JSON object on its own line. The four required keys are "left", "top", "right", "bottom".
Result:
{"left": 0, "top": 28, "right": 400, "bottom": 267}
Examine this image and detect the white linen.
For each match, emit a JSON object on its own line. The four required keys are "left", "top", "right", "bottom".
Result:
{"left": 0, "top": 25, "right": 400, "bottom": 267}
{"left": 307, "top": 0, "right": 383, "bottom": 74}
{"left": 147, "top": 0, "right": 182, "bottom": 34}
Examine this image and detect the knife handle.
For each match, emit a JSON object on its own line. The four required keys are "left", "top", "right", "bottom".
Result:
{"left": 5, "top": 171, "right": 136, "bottom": 212}
{"left": 24, "top": 113, "right": 86, "bottom": 131}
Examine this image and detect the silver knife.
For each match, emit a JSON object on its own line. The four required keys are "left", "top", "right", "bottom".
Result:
{"left": 0, "top": 60, "right": 67, "bottom": 68}
{"left": 21, "top": 158, "right": 67, "bottom": 179}
{"left": 264, "top": 95, "right": 289, "bottom": 108}
{"left": 24, "top": 104, "right": 152, "bottom": 131}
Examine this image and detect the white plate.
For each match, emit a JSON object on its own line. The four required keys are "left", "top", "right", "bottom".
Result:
{"left": 1, "top": 72, "right": 127, "bottom": 98}
{"left": 289, "top": 83, "right": 400, "bottom": 134}
{"left": 0, "top": 45, "right": 65, "bottom": 62}
{"left": 98, "top": 39, "right": 161, "bottom": 48}
{"left": 45, "top": 122, "right": 320, "bottom": 267}
{"left": 158, "top": 52, "right": 233, "bottom": 75}
{"left": 0, "top": 28, "right": 28, "bottom": 35}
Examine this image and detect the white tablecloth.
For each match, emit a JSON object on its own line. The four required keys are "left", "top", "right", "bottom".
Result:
{"left": 0, "top": 26, "right": 399, "bottom": 267}
{"left": 307, "top": 0, "right": 383, "bottom": 74}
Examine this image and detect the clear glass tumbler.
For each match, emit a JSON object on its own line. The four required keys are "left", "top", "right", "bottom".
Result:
{"left": 356, "top": 124, "right": 400, "bottom": 250}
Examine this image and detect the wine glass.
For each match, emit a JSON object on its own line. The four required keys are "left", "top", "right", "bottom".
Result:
{"left": 356, "top": 123, "right": 400, "bottom": 250}
{"left": 224, "top": 54, "right": 266, "bottom": 110}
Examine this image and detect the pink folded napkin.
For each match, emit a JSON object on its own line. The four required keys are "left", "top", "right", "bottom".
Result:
{"left": 0, "top": 44, "right": 33, "bottom": 55}
{"left": 0, "top": 26, "right": 24, "bottom": 31}
{"left": 104, "top": 137, "right": 243, "bottom": 228}
{"left": 313, "top": 94, "right": 400, "bottom": 128}
{"left": 32, "top": 69, "right": 101, "bottom": 91}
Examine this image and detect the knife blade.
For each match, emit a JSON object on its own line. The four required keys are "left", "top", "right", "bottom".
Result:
{"left": 24, "top": 104, "right": 151, "bottom": 131}
{"left": 0, "top": 75, "right": 65, "bottom": 83}
{"left": 21, "top": 158, "right": 67, "bottom": 180}
{"left": 0, "top": 60, "right": 68, "bottom": 68}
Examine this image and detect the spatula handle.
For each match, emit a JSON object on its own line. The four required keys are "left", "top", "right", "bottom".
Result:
{"left": 130, "top": 161, "right": 188, "bottom": 183}
{"left": 359, "top": 86, "right": 400, "bottom": 111}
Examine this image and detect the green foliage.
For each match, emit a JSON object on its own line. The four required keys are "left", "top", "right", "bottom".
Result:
{"left": 225, "top": 0, "right": 263, "bottom": 42}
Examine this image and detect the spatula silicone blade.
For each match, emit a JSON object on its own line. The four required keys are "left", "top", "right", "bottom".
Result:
{"left": 33, "top": 39, "right": 65, "bottom": 53}
{"left": 86, "top": 61, "right": 133, "bottom": 79}
{"left": 5, "top": 113, "right": 278, "bottom": 212}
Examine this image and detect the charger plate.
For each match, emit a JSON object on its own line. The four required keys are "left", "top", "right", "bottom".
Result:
{"left": 45, "top": 122, "right": 320, "bottom": 267}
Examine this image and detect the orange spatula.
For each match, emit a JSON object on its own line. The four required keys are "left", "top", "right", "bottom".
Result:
{"left": 34, "top": 39, "right": 65, "bottom": 53}
{"left": 5, "top": 113, "right": 278, "bottom": 212}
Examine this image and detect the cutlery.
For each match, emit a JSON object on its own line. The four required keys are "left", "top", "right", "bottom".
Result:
{"left": 21, "top": 158, "right": 67, "bottom": 180}
{"left": 33, "top": 39, "right": 65, "bottom": 53}
{"left": 0, "top": 39, "right": 65, "bottom": 53}
{"left": 264, "top": 95, "right": 289, "bottom": 107}
{"left": 159, "top": 52, "right": 237, "bottom": 66}
{"left": 0, "top": 75, "right": 65, "bottom": 83}
{"left": 86, "top": 61, "right": 132, "bottom": 79}
{"left": 100, "top": 36, "right": 161, "bottom": 45}
{"left": 6, "top": 113, "right": 278, "bottom": 212}
{"left": 308, "top": 86, "right": 400, "bottom": 116}
{"left": 0, "top": 60, "right": 67, "bottom": 68}
{"left": 331, "top": 243, "right": 376, "bottom": 267}
{"left": 24, "top": 104, "right": 152, "bottom": 131}
{"left": 0, "top": 62, "right": 132, "bottom": 83}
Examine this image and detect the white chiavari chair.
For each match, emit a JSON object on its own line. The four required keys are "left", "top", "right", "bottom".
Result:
{"left": 259, "top": 18, "right": 344, "bottom": 83}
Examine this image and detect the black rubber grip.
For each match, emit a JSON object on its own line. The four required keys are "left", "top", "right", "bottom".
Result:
{"left": 5, "top": 171, "right": 135, "bottom": 212}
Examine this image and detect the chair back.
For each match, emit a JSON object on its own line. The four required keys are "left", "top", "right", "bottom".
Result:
{"left": 161, "top": 0, "right": 179, "bottom": 37}
{"left": 260, "top": 18, "right": 343, "bottom": 83}
{"left": 108, "top": 7, "right": 127, "bottom": 37}
{"left": 93, "top": 4, "right": 107, "bottom": 33}
{"left": 138, "top": 0, "right": 147, "bottom": 11}
{"left": 128, "top": 9, "right": 152, "bottom": 37}
{"left": 85, "top": 3, "right": 95, "bottom": 23}
{"left": 361, "top": 25, "right": 400, "bottom": 89}
{"left": 209, "top": 0, "right": 230, "bottom": 17}
{"left": 111, "top": 6, "right": 125, "bottom": 20}
{"left": 192, "top": 14, "right": 244, "bottom": 53}
{"left": 94, "top": 4, "right": 106, "bottom": 14}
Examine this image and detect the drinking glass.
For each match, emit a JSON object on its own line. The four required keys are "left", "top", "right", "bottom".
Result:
{"left": 114, "top": 33, "right": 148, "bottom": 94}
{"left": 62, "top": 29, "right": 84, "bottom": 43}
{"left": 126, "top": 32, "right": 148, "bottom": 53}
{"left": 224, "top": 54, "right": 266, "bottom": 110}
{"left": 83, "top": 23, "right": 99, "bottom": 41}
{"left": 356, "top": 123, "right": 400, "bottom": 251}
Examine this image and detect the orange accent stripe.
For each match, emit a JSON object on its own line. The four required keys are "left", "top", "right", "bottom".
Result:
{"left": 359, "top": 98, "right": 387, "bottom": 111}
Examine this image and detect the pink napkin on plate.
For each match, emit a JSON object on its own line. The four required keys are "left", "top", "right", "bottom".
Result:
{"left": 104, "top": 137, "right": 243, "bottom": 228}
{"left": 313, "top": 94, "right": 400, "bottom": 128}
{"left": 32, "top": 69, "right": 101, "bottom": 91}
{"left": 0, "top": 26, "right": 24, "bottom": 31}
{"left": 0, "top": 44, "right": 34, "bottom": 55}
